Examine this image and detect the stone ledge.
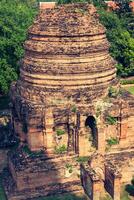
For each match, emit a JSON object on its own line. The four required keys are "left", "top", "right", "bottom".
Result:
{"left": 3, "top": 168, "right": 82, "bottom": 200}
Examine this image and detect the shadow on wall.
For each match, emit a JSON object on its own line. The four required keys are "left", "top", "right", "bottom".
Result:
{"left": 2, "top": 138, "right": 85, "bottom": 200}
{"left": 0, "top": 111, "right": 19, "bottom": 148}
{"left": 85, "top": 116, "right": 98, "bottom": 147}
{"left": 29, "top": 193, "right": 88, "bottom": 200}
{"left": 0, "top": 171, "right": 88, "bottom": 200}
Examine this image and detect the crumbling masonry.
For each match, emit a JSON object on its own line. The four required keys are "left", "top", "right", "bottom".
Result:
{"left": 3, "top": 3, "right": 134, "bottom": 200}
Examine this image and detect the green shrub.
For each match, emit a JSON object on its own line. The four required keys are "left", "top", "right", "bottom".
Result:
{"left": 121, "top": 79, "right": 134, "bottom": 85}
{"left": 125, "top": 86, "right": 134, "bottom": 95}
{"left": 56, "top": 129, "right": 65, "bottom": 136}
{"left": 96, "top": 106, "right": 102, "bottom": 118}
{"left": 107, "top": 137, "right": 119, "bottom": 146}
{"left": 76, "top": 156, "right": 89, "bottom": 163}
{"left": 55, "top": 145, "right": 67, "bottom": 154}
{"left": 71, "top": 105, "right": 77, "bottom": 113}
{"left": 22, "top": 145, "right": 44, "bottom": 157}
{"left": 23, "top": 145, "right": 31, "bottom": 154}
{"left": 0, "top": 0, "right": 37, "bottom": 94}
{"left": 108, "top": 87, "right": 119, "bottom": 98}
{"left": 106, "top": 115, "right": 117, "bottom": 125}
{"left": 65, "top": 163, "right": 73, "bottom": 173}
{"left": 125, "top": 184, "right": 134, "bottom": 196}
{"left": 125, "top": 176, "right": 134, "bottom": 197}
{"left": 65, "top": 163, "right": 72, "bottom": 169}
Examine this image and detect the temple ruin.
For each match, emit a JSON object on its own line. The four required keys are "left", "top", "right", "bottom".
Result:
{"left": 3, "top": 3, "right": 134, "bottom": 200}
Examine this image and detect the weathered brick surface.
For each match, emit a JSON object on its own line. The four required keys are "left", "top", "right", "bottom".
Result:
{"left": 39, "top": 2, "right": 56, "bottom": 10}
{"left": 7, "top": 3, "right": 134, "bottom": 200}
{"left": 10, "top": 3, "right": 119, "bottom": 152}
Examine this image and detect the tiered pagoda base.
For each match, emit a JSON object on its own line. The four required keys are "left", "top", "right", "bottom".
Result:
{"left": 3, "top": 148, "right": 134, "bottom": 200}
{"left": 3, "top": 148, "right": 82, "bottom": 200}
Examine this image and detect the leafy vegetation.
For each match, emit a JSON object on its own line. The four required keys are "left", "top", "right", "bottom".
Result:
{"left": 76, "top": 156, "right": 89, "bottom": 163}
{"left": 121, "top": 79, "right": 134, "bottom": 85}
{"left": 71, "top": 105, "right": 77, "bottom": 113}
{"left": 55, "top": 145, "right": 67, "bottom": 154}
{"left": 125, "top": 86, "right": 134, "bottom": 95}
{"left": 65, "top": 163, "right": 73, "bottom": 173}
{"left": 106, "top": 115, "right": 117, "bottom": 125}
{"left": 58, "top": 0, "right": 134, "bottom": 77}
{"left": 56, "top": 129, "right": 65, "bottom": 136}
{"left": 108, "top": 87, "right": 119, "bottom": 98}
{"left": 96, "top": 106, "right": 102, "bottom": 118}
{"left": 125, "top": 177, "right": 134, "bottom": 196}
{"left": 98, "top": 0, "right": 134, "bottom": 77}
{"left": 22, "top": 145, "right": 44, "bottom": 157}
{"left": 0, "top": 0, "right": 37, "bottom": 94}
{"left": 107, "top": 137, "right": 119, "bottom": 146}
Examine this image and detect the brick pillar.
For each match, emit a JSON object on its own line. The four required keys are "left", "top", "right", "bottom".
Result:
{"left": 97, "top": 126, "right": 105, "bottom": 154}
{"left": 28, "top": 127, "right": 44, "bottom": 151}
{"left": 120, "top": 118, "right": 128, "bottom": 140}
{"left": 27, "top": 112, "right": 45, "bottom": 151}
{"left": 45, "top": 108, "right": 54, "bottom": 153}
{"left": 79, "top": 115, "right": 87, "bottom": 156}
{"left": 119, "top": 100, "right": 129, "bottom": 141}
{"left": 81, "top": 164, "right": 104, "bottom": 200}
{"left": 113, "top": 176, "right": 121, "bottom": 200}
{"left": 92, "top": 180, "right": 104, "bottom": 200}
{"left": 14, "top": 118, "right": 26, "bottom": 142}
{"left": 105, "top": 163, "right": 121, "bottom": 200}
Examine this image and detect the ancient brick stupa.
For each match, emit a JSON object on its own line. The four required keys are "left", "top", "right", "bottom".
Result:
{"left": 4, "top": 3, "right": 134, "bottom": 200}
{"left": 11, "top": 3, "right": 118, "bottom": 153}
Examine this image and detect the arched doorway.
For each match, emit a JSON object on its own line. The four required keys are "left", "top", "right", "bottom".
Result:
{"left": 85, "top": 116, "right": 97, "bottom": 147}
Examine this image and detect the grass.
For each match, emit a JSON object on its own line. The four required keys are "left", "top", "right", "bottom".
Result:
{"left": 56, "top": 129, "right": 65, "bottom": 136}
{"left": 120, "top": 79, "right": 134, "bottom": 85}
{"left": 76, "top": 156, "right": 89, "bottom": 163}
{"left": 121, "top": 185, "right": 131, "bottom": 200}
{"left": 101, "top": 194, "right": 112, "bottom": 200}
{"left": 125, "top": 86, "right": 134, "bottom": 95}
{"left": 0, "top": 95, "right": 10, "bottom": 110}
{"left": 36, "top": 193, "right": 87, "bottom": 200}
{"left": 0, "top": 175, "right": 6, "bottom": 200}
{"left": 100, "top": 185, "right": 131, "bottom": 200}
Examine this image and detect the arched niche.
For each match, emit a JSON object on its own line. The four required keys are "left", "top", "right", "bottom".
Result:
{"left": 85, "top": 116, "right": 98, "bottom": 147}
